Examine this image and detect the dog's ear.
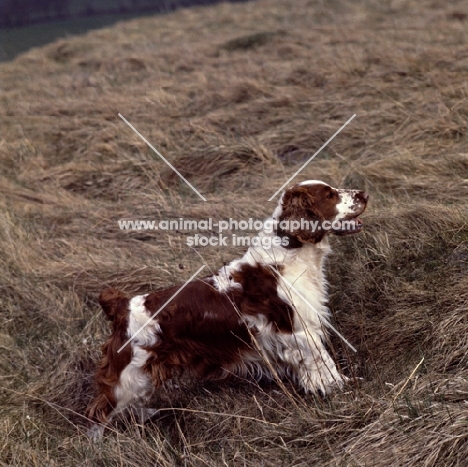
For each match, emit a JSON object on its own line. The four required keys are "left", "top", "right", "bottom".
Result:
{"left": 279, "top": 187, "right": 325, "bottom": 244}
{"left": 98, "top": 288, "right": 129, "bottom": 322}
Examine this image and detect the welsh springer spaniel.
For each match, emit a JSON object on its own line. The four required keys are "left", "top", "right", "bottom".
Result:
{"left": 87, "top": 180, "right": 368, "bottom": 438}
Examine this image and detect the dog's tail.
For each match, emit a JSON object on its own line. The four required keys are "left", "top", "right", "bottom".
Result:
{"left": 98, "top": 288, "right": 129, "bottom": 323}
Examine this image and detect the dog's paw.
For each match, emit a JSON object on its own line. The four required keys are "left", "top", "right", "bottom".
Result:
{"left": 87, "top": 423, "right": 105, "bottom": 442}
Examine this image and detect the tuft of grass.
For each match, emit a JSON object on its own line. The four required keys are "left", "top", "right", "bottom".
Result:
{"left": 220, "top": 30, "right": 286, "bottom": 51}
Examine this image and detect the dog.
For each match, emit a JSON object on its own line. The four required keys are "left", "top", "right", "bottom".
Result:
{"left": 86, "top": 180, "right": 368, "bottom": 438}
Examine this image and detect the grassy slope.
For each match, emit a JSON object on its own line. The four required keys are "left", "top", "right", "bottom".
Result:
{"left": 1, "top": 0, "right": 468, "bottom": 465}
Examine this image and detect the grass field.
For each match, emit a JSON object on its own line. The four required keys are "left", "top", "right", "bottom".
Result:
{"left": 1, "top": 0, "right": 468, "bottom": 465}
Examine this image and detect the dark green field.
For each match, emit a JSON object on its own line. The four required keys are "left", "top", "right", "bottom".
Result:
{"left": 0, "top": 0, "right": 232, "bottom": 61}
{"left": 0, "top": 12, "right": 145, "bottom": 61}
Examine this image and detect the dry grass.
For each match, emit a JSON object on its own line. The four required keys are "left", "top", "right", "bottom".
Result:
{"left": 1, "top": 0, "right": 468, "bottom": 464}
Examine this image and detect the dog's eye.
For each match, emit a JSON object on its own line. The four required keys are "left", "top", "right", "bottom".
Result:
{"left": 327, "top": 191, "right": 335, "bottom": 199}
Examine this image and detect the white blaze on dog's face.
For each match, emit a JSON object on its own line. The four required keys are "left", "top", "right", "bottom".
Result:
{"left": 278, "top": 180, "right": 369, "bottom": 241}
{"left": 334, "top": 189, "right": 368, "bottom": 221}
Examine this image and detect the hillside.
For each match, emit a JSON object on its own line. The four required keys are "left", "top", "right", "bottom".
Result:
{"left": 1, "top": 0, "right": 468, "bottom": 465}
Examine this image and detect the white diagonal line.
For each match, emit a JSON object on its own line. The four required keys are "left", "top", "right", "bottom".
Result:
{"left": 268, "top": 114, "right": 356, "bottom": 201}
{"left": 118, "top": 113, "right": 207, "bottom": 201}
{"left": 273, "top": 269, "right": 357, "bottom": 353}
{"left": 117, "top": 265, "right": 206, "bottom": 353}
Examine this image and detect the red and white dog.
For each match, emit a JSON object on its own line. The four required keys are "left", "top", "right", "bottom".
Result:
{"left": 87, "top": 180, "right": 368, "bottom": 438}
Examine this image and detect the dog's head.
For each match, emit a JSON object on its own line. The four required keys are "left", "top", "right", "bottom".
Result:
{"left": 275, "top": 180, "right": 368, "bottom": 244}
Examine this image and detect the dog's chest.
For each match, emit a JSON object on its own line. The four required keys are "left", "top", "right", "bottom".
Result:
{"left": 277, "top": 246, "right": 331, "bottom": 332}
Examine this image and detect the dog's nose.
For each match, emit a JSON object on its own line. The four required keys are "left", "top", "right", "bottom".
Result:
{"left": 358, "top": 191, "right": 369, "bottom": 202}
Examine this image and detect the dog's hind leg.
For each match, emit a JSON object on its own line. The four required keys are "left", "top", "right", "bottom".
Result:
{"left": 87, "top": 347, "right": 155, "bottom": 440}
